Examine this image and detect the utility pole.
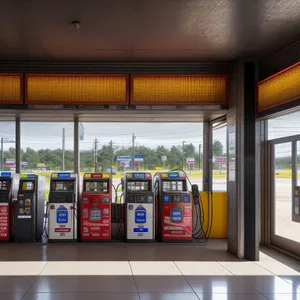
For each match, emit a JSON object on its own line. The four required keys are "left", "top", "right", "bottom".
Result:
{"left": 199, "top": 144, "right": 202, "bottom": 171}
{"left": 62, "top": 128, "right": 65, "bottom": 172}
{"left": 182, "top": 141, "right": 185, "bottom": 170}
{"left": 110, "top": 140, "right": 113, "bottom": 176}
{"left": 132, "top": 133, "right": 136, "bottom": 171}
{"left": 94, "top": 138, "right": 99, "bottom": 173}
{"left": 0, "top": 137, "right": 3, "bottom": 172}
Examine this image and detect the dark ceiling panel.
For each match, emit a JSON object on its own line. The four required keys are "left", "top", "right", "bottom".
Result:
{"left": 0, "top": 0, "right": 299, "bottom": 61}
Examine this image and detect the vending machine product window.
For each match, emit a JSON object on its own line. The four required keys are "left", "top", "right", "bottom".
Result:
{"left": 84, "top": 181, "right": 109, "bottom": 193}
{"left": 0, "top": 180, "right": 10, "bottom": 191}
{"left": 162, "top": 180, "right": 185, "bottom": 192}
{"left": 21, "top": 181, "right": 35, "bottom": 192}
{"left": 51, "top": 180, "right": 74, "bottom": 192}
{"left": 127, "top": 181, "right": 150, "bottom": 191}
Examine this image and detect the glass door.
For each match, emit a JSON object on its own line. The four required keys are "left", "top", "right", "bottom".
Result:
{"left": 269, "top": 136, "right": 300, "bottom": 255}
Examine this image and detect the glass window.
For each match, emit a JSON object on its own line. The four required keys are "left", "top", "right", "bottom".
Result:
{"left": 21, "top": 122, "right": 74, "bottom": 202}
{"left": 79, "top": 122, "right": 203, "bottom": 201}
{"left": 0, "top": 121, "right": 16, "bottom": 173}
{"left": 268, "top": 110, "right": 300, "bottom": 140}
{"left": 212, "top": 123, "right": 227, "bottom": 191}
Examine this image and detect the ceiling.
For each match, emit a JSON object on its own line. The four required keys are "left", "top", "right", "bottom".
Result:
{"left": 0, "top": 0, "right": 300, "bottom": 62}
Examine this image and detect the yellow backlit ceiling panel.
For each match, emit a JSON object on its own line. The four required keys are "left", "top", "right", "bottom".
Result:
{"left": 131, "top": 75, "right": 228, "bottom": 105}
{"left": 26, "top": 74, "right": 128, "bottom": 105}
{"left": 0, "top": 74, "right": 22, "bottom": 104}
{"left": 258, "top": 62, "right": 300, "bottom": 112}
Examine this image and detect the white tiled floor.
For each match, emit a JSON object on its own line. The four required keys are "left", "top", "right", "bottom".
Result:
{"left": 0, "top": 240, "right": 299, "bottom": 299}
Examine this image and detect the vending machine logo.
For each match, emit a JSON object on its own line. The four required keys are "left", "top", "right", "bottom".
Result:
{"left": 90, "top": 204, "right": 101, "bottom": 221}
{"left": 0, "top": 206, "right": 7, "bottom": 214}
{"left": 135, "top": 205, "right": 146, "bottom": 223}
{"left": 56, "top": 205, "right": 68, "bottom": 224}
{"left": 170, "top": 205, "right": 183, "bottom": 223}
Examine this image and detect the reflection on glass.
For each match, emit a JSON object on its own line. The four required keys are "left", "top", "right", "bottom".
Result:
{"left": 274, "top": 143, "right": 300, "bottom": 243}
{"left": 268, "top": 111, "right": 300, "bottom": 140}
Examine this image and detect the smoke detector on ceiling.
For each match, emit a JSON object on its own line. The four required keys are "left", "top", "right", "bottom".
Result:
{"left": 71, "top": 21, "right": 81, "bottom": 30}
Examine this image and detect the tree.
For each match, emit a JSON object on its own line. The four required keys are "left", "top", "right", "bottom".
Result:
{"left": 212, "top": 140, "right": 223, "bottom": 157}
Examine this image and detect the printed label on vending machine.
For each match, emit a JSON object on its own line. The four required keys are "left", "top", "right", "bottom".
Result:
{"left": 0, "top": 204, "right": 9, "bottom": 239}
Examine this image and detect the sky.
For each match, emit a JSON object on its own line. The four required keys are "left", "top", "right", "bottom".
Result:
{"left": 0, "top": 122, "right": 209, "bottom": 151}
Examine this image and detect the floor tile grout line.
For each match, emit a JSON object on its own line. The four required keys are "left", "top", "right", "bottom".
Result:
{"left": 216, "top": 261, "right": 235, "bottom": 276}
{"left": 173, "top": 260, "right": 201, "bottom": 297}
{"left": 216, "top": 261, "right": 278, "bottom": 297}
{"left": 21, "top": 261, "right": 49, "bottom": 300}
{"left": 252, "top": 259, "right": 300, "bottom": 289}
{"left": 126, "top": 246, "right": 141, "bottom": 300}
{"left": 128, "top": 261, "right": 141, "bottom": 300}
{"left": 253, "top": 259, "right": 300, "bottom": 290}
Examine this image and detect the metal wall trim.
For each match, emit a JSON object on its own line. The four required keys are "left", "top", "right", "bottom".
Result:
{"left": 0, "top": 62, "right": 230, "bottom": 74}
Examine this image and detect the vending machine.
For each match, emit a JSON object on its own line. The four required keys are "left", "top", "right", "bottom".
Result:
{"left": 124, "top": 172, "right": 154, "bottom": 242}
{"left": 14, "top": 174, "right": 45, "bottom": 243}
{"left": 155, "top": 171, "right": 192, "bottom": 242}
{"left": 48, "top": 173, "right": 78, "bottom": 242}
{"left": 0, "top": 172, "right": 19, "bottom": 242}
{"left": 81, "top": 173, "right": 112, "bottom": 241}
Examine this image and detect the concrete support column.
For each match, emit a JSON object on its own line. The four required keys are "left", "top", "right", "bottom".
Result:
{"left": 227, "top": 61, "right": 260, "bottom": 260}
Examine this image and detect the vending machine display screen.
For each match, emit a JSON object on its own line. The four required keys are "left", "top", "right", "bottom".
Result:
{"left": 52, "top": 180, "right": 74, "bottom": 192}
{"left": 21, "top": 181, "right": 35, "bottom": 191}
{"left": 85, "top": 181, "right": 109, "bottom": 193}
{"left": 162, "top": 180, "right": 184, "bottom": 192}
{"left": 0, "top": 180, "right": 9, "bottom": 191}
{"left": 127, "top": 181, "right": 150, "bottom": 191}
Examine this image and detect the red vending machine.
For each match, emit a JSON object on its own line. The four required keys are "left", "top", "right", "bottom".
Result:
{"left": 80, "top": 173, "right": 112, "bottom": 241}
{"left": 155, "top": 172, "right": 192, "bottom": 242}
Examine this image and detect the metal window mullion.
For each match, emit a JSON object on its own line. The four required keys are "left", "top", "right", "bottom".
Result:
{"left": 269, "top": 142, "right": 275, "bottom": 245}
{"left": 15, "top": 116, "right": 21, "bottom": 173}
{"left": 202, "top": 122, "right": 213, "bottom": 192}
{"left": 292, "top": 141, "right": 297, "bottom": 218}
{"left": 74, "top": 117, "right": 80, "bottom": 175}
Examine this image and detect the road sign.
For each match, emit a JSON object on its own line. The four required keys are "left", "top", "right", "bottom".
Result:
{"left": 214, "top": 157, "right": 226, "bottom": 163}
{"left": 117, "top": 156, "right": 131, "bottom": 161}
{"left": 134, "top": 154, "right": 144, "bottom": 162}
{"left": 21, "top": 161, "right": 28, "bottom": 166}
{"left": 186, "top": 157, "right": 195, "bottom": 164}
{"left": 37, "top": 163, "right": 46, "bottom": 167}
{"left": 161, "top": 156, "right": 167, "bottom": 162}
